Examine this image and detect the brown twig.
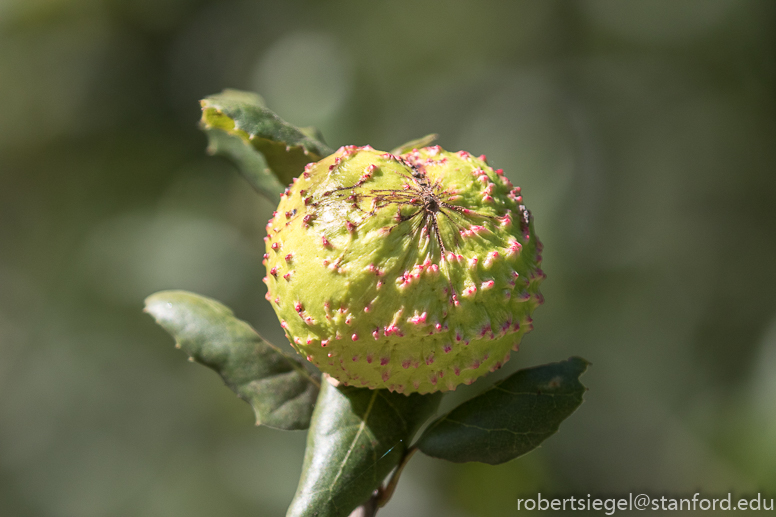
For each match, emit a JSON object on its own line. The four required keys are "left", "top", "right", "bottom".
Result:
{"left": 348, "top": 494, "right": 379, "bottom": 517}
{"left": 347, "top": 446, "right": 418, "bottom": 517}
{"left": 377, "top": 446, "right": 417, "bottom": 507}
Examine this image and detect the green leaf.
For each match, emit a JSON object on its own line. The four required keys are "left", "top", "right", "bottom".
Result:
{"left": 200, "top": 89, "right": 334, "bottom": 199}
{"left": 203, "top": 123, "right": 283, "bottom": 201}
{"left": 199, "top": 90, "right": 283, "bottom": 201}
{"left": 389, "top": 133, "right": 438, "bottom": 155}
{"left": 287, "top": 381, "right": 442, "bottom": 517}
{"left": 298, "top": 125, "right": 328, "bottom": 144}
{"left": 144, "top": 290, "right": 320, "bottom": 431}
{"left": 417, "top": 357, "right": 589, "bottom": 465}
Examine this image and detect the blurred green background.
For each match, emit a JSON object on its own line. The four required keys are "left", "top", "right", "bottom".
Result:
{"left": 1, "top": 0, "right": 775, "bottom": 515}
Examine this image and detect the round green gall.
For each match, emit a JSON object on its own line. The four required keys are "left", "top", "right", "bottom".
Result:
{"left": 263, "top": 145, "right": 544, "bottom": 394}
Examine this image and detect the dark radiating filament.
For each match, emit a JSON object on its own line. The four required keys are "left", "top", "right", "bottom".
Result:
{"left": 316, "top": 164, "right": 497, "bottom": 258}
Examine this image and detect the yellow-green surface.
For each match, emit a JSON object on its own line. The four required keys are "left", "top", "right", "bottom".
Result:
{"left": 266, "top": 147, "right": 543, "bottom": 393}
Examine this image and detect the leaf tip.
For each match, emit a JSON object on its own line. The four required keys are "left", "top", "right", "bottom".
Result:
{"left": 390, "top": 133, "right": 440, "bottom": 155}
{"left": 143, "top": 294, "right": 165, "bottom": 321}
{"left": 570, "top": 356, "right": 591, "bottom": 374}
{"left": 143, "top": 290, "right": 181, "bottom": 318}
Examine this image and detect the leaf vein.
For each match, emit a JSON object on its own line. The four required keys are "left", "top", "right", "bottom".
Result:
{"left": 443, "top": 418, "right": 553, "bottom": 436}
{"left": 329, "top": 390, "right": 379, "bottom": 491}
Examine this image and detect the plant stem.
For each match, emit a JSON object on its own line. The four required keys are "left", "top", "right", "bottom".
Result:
{"left": 377, "top": 446, "right": 417, "bottom": 507}
{"left": 348, "top": 494, "right": 378, "bottom": 517}
{"left": 348, "top": 445, "right": 418, "bottom": 517}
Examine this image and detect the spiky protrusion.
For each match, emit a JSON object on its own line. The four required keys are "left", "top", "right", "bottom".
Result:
{"left": 265, "top": 145, "right": 544, "bottom": 394}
